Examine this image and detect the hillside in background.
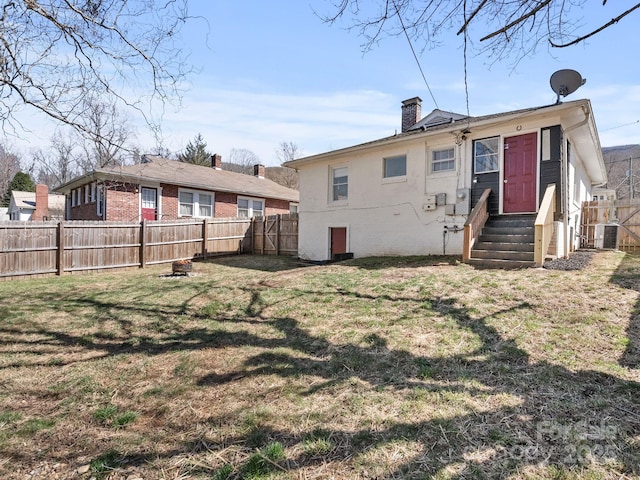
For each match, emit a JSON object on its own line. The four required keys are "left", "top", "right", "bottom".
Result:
{"left": 602, "top": 145, "right": 640, "bottom": 200}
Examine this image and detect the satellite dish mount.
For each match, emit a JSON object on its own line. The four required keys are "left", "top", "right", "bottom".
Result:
{"left": 550, "top": 69, "right": 586, "bottom": 104}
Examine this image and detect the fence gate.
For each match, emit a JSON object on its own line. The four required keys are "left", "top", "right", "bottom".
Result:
{"left": 581, "top": 199, "right": 640, "bottom": 251}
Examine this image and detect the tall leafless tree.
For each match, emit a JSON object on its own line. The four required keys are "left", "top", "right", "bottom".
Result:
{"left": 271, "top": 141, "right": 301, "bottom": 189}
{"left": 32, "top": 134, "right": 80, "bottom": 189}
{"left": 0, "top": 144, "right": 20, "bottom": 203}
{"left": 76, "top": 96, "right": 136, "bottom": 170}
{"left": 225, "top": 148, "right": 260, "bottom": 174}
{"left": 0, "top": 0, "right": 193, "bottom": 140}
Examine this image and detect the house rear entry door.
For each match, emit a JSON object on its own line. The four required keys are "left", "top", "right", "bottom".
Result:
{"left": 503, "top": 132, "right": 537, "bottom": 213}
{"left": 141, "top": 187, "right": 158, "bottom": 220}
{"left": 330, "top": 227, "right": 347, "bottom": 259}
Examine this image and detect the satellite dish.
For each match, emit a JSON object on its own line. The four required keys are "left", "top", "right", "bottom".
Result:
{"left": 550, "top": 69, "right": 586, "bottom": 104}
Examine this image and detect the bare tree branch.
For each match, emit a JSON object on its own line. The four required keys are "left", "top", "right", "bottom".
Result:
{"left": 550, "top": 2, "right": 640, "bottom": 48}
{"left": 0, "top": 0, "right": 196, "bottom": 144}
{"left": 320, "top": 0, "right": 639, "bottom": 64}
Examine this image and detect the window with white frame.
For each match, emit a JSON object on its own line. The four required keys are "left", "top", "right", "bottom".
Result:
{"left": 332, "top": 166, "right": 348, "bottom": 202}
{"left": 90, "top": 183, "right": 96, "bottom": 202}
{"left": 84, "top": 185, "right": 89, "bottom": 204}
{"left": 431, "top": 148, "right": 455, "bottom": 173}
{"left": 237, "top": 197, "right": 264, "bottom": 218}
{"left": 289, "top": 203, "right": 299, "bottom": 214}
{"left": 96, "top": 185, "right": 104, "bottom": 217}
{"left": 383, "top": 155, "right": 406, "bottom": 178}
{"left": 178, "top": 189, "right": 214, "bottom": 218}
{"left": 473, "top": 137, "right": 500, "bottom": 173}
{"left": 71, "top": 190, "right": 76, "bottom": 207}
{"left": 76, "top": 188, "right": 82, "bottom": 205}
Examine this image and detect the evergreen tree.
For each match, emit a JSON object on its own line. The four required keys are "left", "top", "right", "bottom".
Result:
{"left": 2, "top": 171, "right": 35, "bottom": 207}
{"left": 177, "top": 134, "right": 211, "bottom": 166}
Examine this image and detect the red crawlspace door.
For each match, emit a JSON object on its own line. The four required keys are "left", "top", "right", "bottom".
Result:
{"left": 330, "top": 227, "right": 347, "bottom": 259}
{"left": 141, "top": 187, "right": 158, "bottom": 220}
{"left": 503, "top": 132, "right": 538, "bottom": 213}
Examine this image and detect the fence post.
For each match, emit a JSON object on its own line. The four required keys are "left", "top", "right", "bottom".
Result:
{"left": 139, "top": 219, "right": 147, "bottom": 268}
{"left": 56, "top": 221, "right": 64, "bottom": 275}
{"left": 262, "top": 217, "right": 266, "bottom": 255}
{"left": 202, "top": 218, "right": 209, "bottom": 258}
{"left": 275, "top": 214, "right": 281, "bottom": 256}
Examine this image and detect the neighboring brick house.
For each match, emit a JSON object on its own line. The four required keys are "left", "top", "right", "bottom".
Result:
{"left": 54, "top": 155, "right": 299, "bottom": 221}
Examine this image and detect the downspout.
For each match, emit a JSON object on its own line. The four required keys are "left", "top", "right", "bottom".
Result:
{"left": 562, "top": 105, "right": 590, "bottom": 256}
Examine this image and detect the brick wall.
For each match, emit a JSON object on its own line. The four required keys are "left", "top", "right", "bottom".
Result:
{"left": 265, "top": 198, "right": 292, "bottom": 216}
{"left": 215, "top": 191, "right": 238, "bottom": 217}
{"left": 161, "top": 184, "right": 178, "bottom": 219}
{"left": 68, "top": 182, "right": 101, "bottom": 220}
{"left": 105, "top": 183, "right": 139, "bottom": 221}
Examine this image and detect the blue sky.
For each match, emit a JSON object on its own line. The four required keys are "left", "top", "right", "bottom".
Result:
{"left": 8, "top": 1, "right": 640, "bottom": 166}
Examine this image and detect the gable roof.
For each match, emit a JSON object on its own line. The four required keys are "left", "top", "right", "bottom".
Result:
{"left": 54, "top": 156, "right": 299, "bottom": 202}
{"left": 10, "top": 191, "right": 66, "bottom": 211}
{"left": 409, "top": 109, "right": 469, "bottom": 131}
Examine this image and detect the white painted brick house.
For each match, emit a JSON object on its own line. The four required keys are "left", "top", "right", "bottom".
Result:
{"left": 285, "top": 98, "right": 606, "bottom": 267}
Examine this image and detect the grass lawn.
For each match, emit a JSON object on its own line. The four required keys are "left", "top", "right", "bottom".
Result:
{"left": 0, "top": 251, "right": 638, "bottom": 479}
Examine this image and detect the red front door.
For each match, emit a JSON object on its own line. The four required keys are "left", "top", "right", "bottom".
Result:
{"left": 141, "top": 187, "right": 157, "bottom": 220}
{"left": 330, "top": 227, "right": 347, "bottom": 259}
{"left": 503, "top": 132, "right": 537, "bottom": 213}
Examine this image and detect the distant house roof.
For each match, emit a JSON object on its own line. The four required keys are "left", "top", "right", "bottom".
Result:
{"left": 10, "top": 191, "right": 66, "bottom": 211}
{"left": 54, "top": 156, "right": 300, "bottom": 202}
{"left": 409, "top": 109, "right": 469, "bottom": 131}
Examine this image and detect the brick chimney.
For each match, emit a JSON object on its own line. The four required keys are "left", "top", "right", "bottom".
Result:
{"left": 401, "top": 96, "right": 422, "bottom": 132}
{"left": 253, "top": 164, "right": 265, "bottom": 179}
{"left": 32, "top": 184, "right": 49, "bottom": 221}
{"left": 211, "top": 153, "right": 222, "bottom": 170}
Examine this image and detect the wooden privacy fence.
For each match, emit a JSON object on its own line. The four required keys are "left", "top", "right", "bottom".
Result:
{"left": 0, "top": 213, "right": 298, "bottom": 279}
{"left": 251, "top": 213, "right": 299, "bottom": 256}
{"left": 581, "top": 199, "right": 640, "bottom": 251}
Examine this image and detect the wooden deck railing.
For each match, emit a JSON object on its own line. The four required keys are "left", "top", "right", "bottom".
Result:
{"left": 534, "top": 184, "right": 556, "bottom": 267}
{"left": 463, "top": 188, "right": 491, "bottom": 262}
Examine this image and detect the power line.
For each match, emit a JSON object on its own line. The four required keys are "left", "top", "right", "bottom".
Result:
{"left": 393, "top": 1, "right": 439, "bottom": 110}
{"left": 601, "top": 120, "right": 640, "bottom": 132}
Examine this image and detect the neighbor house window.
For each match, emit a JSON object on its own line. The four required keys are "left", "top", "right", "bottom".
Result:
{"left": 179, "top": 189, "right": 214, "bottom": 218}
{"left": 290, "top": 203, "right": 299, "bottom": 214}
{"left": 383, "top": 155, "right": 407, "bottom": 178}
{"left": 179, "top": 191, "right": 194, "bottom": 216}
{"left": 96, "top": 185, "right": 104, "bottom": 217}
{"left": 432, "top": 148, "right": 455, "bottom": 173}
{"left": 474, "top": 137, "right": 500, "bottom": 173}
{"left": 237, "top": 197, "right": 264, "bottom": 218}
{"left": 71, "top": 190, "right": 76, "bottom": 207}
{"left": 84, "top": 185, "right": 90, "bottom": 204}
{"left": 90, "top": 183, "right": 96, "bottom": 202}
{"left": 332, "top": 166, "right": 348, "bottom": 201}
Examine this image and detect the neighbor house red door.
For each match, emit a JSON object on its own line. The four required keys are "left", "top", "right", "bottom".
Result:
{"left": 141, "top": 187, "right": 158, "bottom": 220}
{"left": 503, "top": 132, "right": 537, "bottom": 213}
{"left": 330, "top": 227, "right": 347, "bottom": 259}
